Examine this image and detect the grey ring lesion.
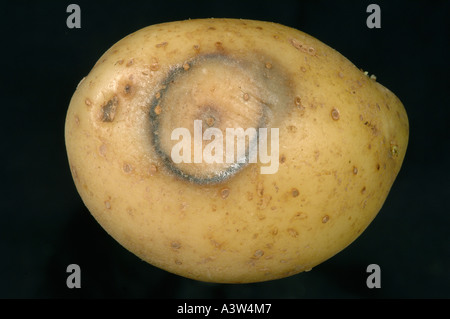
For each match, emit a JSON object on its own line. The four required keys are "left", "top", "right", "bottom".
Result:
{"left": 149, "top": 53, "right": 271, "bottom": 185}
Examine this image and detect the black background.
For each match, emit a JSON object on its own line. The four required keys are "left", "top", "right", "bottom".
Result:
{"left": 1, "top": 0, "right": 449, "bottom": 299}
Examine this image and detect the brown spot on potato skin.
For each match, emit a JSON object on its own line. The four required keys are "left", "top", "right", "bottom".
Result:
{"left": 322, "top": 215, "right": 329, "bottom": 223}
{"left": 289, "top": 38, "right": 317, "bottom": 56}
{"left": 149, "top": 164, "right": 158, "bottom": 176}
{"left": 171, "top": 242, "right": 181, "bottom": 249}
{"left": 257, "top": 182, "right": 264, "bottom": 197}
{"left": 156, "top": 41, "right": 168, "bottom": 48}
{"left": 331, "top": 108, "right": 340, "bottom": 120}
{"left": 123, "top": 163, "right": 133, "bottom": 173}
{"left": 257, "top": 195, "right": 271, "bottom": 210}
{"left": 150, "top": 62, "right": 160, "bottom": 71}
{"left": 291, "top": 188, "right": 299, "bottom": 197}
{"left": 154, "top": 105, "right": 162, "bottom": 115}
{"left": 363, "top": 120, "right": 379, "bottom": 135}
{"left": 257, "top": 213, "right": 266, "bottom": 220}
{"left": 118, "top": 75, "right": 137, "bottom": 99}
{"left": 220, "top": 188, "right": 230, "bottom": 199}
{"left": 209, "top": 238, "right": 224, "bottom": 249}
{"left": 390, "top": 143, "right": 399, "bottom": 158}
{"left": 205, "top": 116, "right": 215, "bottom": 127}
{"left": 362, "top": 199, "right": 368, "bottom": 209}
{"left": 292, "top": 212, "right": 307, "bottom": 220}
{"left": 100, "top": 96, "right": 118, "bottom": 122}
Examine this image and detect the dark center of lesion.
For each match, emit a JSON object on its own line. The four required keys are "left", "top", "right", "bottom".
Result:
{"left": 197, "top": 106, "right": 220, "bottom": 131}
{"left": 205, "top": 116, "right": 215, "bottom": 127}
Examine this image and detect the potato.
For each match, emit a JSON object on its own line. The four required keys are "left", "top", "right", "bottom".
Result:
{"left": 64, "top": 18, "right": 408, "bottom": 283}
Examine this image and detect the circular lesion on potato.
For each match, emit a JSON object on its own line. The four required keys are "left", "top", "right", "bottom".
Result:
{"left": 149, "top": 52, "right": 294, "bottom": 185}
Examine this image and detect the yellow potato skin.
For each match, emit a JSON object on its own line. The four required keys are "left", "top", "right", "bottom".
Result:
{"left": 65, "top": 18, "right": 408, "bottom": 283}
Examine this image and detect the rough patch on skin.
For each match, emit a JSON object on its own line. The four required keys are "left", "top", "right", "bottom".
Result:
{"left": 100, "top": 96, "right": 119, "bottom": 122}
